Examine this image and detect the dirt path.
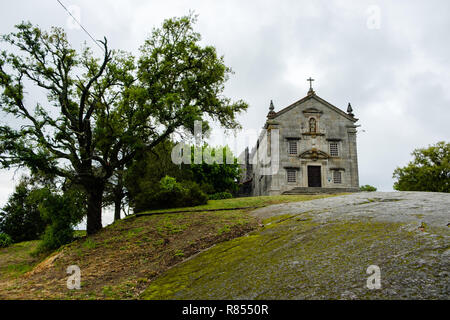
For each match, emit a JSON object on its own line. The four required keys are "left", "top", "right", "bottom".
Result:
{"left": 141, "top": 192, "right": 450, "bottom": 299}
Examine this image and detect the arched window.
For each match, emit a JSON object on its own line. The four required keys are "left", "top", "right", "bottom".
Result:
{"left": 309, "top": 118, "right": 317, "bottom": 133}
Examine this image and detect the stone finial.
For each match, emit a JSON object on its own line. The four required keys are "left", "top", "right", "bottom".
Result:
{"left": 267, "top": 100, "right": 276, "bottom": 118}
{"left": 347, "top": 103, "right": 354, "bottom": 117}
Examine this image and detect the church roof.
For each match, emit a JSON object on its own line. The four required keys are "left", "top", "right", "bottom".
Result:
{"left": 270, "top": 92, "right": 358, "bottom": 122}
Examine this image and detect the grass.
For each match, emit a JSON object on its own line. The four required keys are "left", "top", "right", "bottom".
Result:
{"left": 83, "top": 239, "right": 97, "bottom": 250}
{"left": 0, "top": 193, "right": 339, "bottom": 300}
{"left": 0, "top": 241, "right": 42, "bottom": 283}
{"left": 133, "top": 194, "right": 343, "bottom": 216}
{"left": 74, "top": 230, "right": 87, "bottom": 238}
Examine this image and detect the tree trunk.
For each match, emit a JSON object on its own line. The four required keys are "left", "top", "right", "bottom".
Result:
{"left": 114, "top": 196, "right": 121, "bottom": 221}
{"left": 113, "top": 171, "right": 124, "bottom": 222}
{"left": 86, "top": 185, "right": 104, "bottom": 235}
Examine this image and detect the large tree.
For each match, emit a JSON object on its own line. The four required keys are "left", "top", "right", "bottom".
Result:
{"left": 393, "top": 141, "right": 449, "bottom": 192}
{"left": 0, "top": 15, "right": 248, "bottom": 234}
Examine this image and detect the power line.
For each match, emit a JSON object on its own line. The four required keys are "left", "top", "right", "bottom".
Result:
{"left": 56, "top": 0, "right": 104, "bottom": 52}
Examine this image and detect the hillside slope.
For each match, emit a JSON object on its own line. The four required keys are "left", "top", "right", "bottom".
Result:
{"left": 142, "top": 192, "right": 449, "bottom": 299}
{"left": 0, "top": 194, "right": 332, "bottom": 299}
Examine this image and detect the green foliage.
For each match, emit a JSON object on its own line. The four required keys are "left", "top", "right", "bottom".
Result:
{"left": 0, "top": 177, "right": 47, "bottom": 243}
{"left": 190, "top": 146, "right": 241, "bottom": 195}
{"left": 137, "top": 14, "right": 248, "bottom": 131}
{"left": 393, "top": 141, "right": 449, "bottom": 192}
{"left": 126, "top": 142, "right": 241, "bottom": 212}
{"left": 133, "top": 176, "right": 207, "bottom": 212}
{"left": 159, "top": 176, "right": 180, "bottom": 192}
{"left": 208, "top": 192, "right": 233, "bottom": 200}
{"left": 125, "top": 140, "right": 192, "bottom": 205}
{"left": 0, "top": 233, "right": 12, "bottom": 248}
{"left": 181, "top": 180, "right": 209, "bottom": 207}
{"left": 360, "top": 185, "right": 377, "bottom": 192}
{"left": 36, "top": 188, "right": 87, "bottom": 252}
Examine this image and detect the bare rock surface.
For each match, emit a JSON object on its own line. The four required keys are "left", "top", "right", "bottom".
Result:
{"left": 142, "top": 192, "right": 450, "bottom": 300}
{"left": 251, "top": 191, "right": 450, "bottom": 228}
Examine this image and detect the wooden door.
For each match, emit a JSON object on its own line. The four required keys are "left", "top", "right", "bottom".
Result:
{"left": 307, "top": 166, "right": 321, "bottom": 187}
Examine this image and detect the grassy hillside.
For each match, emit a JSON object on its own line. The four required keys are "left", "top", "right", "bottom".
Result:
{"left": 0, "top": 194, "right": 336, "bottom": 299}
{"left": 0, "top": 241, "right": 41, "bottom": 281}
{"left": 133, "top": 194, "right": 340, "bottom": 214}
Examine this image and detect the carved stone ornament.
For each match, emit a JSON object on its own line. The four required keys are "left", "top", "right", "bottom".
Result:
{"left": 299, "top": 149, "right": 330, "bottom": 160}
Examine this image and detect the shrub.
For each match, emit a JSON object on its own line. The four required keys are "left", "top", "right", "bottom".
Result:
{"left": 180, "top": 180, "right": 208, "bottom": 207}
{"left": 0, "top": 233, "right": 13, "bottom": 248}
{"left": 208, "top": 192, "right": 233, "bottom": 200}
{"left": 36, "top": 188, "right": 86, "bottom": 252}
{"left": 360, "top": 185, "right": 377, "bottom": 192}
{"left": 159, "top": 176, "right": 179, "bottom": 192}
{"left": 198, "top": 182, "right": 215, "bottom": 195}
{"left": 133, "top": 176, "right": 208, "bottom": 212}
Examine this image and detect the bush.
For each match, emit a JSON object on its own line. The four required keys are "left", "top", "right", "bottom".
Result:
{"left": 360, "top": 185, "right": 377, "bottom": 192}
{"left": 208, "top": 192, "right": 233, "bottom": 200}
{"left": 133, "top": 176, "right": 208, "bottom": 212}
{"left": 180, "top": 180, "right": 209, "bottom": 207}
{"left": 198, "top": 182, "right": 215, "bottom": 195}
{"left": 159, "top": 175, "right": 179, "bottom": 192}
{"left": 0, "top": 233, "right": 13, "bottom": 248}
{"left": 36, "top": 188, "right": 86, "bottom": 252}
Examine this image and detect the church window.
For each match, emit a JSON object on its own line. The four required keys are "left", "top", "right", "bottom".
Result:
{"left": 288, "top": 141, "right": 297, "bottom": 155}
{"left": 287, "top": 169, "right": 297, "bottom": 183}
{"left": 309, "top": 118, "right": 317, "bottom": 133}
{"left": 329, "top": 142, "right": 339, "bottom": 157}
{"left": 333, "top": 170, "right": 342, "bottom": 184}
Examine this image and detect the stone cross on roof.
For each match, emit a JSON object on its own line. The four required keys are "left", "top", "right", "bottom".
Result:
{"left": 307, "top": 77, "right": 315, "bottom": 95}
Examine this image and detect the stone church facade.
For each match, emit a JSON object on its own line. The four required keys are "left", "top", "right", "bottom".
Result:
{"left": 240, "top": 84, "right": 360, "bottom": 196}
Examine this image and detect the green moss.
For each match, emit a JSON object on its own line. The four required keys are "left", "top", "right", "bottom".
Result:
{"left": 262, "top": 213, "right": 299, "bottom": 226}
{"left": 141, "top": 216, "right": 436, "bottom": 300}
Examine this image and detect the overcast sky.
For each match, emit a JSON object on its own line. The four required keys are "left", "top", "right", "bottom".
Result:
{"left": 0, "top": 0, "right": 449, "bottom": 224}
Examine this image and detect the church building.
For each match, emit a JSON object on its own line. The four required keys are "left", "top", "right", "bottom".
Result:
{"left": 240, "top": 79, "right": 360, "bottom": 195}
